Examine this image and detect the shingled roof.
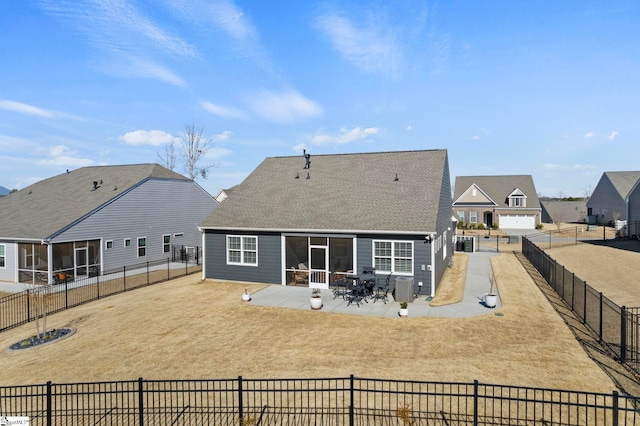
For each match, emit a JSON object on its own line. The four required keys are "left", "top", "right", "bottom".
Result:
{"left": 0, "top": 164, "right": 188, "bottom": 240}
{"left": 200, "top": 149, "right": 450, "bottom": 234}
{"left": 603, "top": 171, "right": 640, "bottom": 198}
{"left": 453, "top": 175, "right": 540, "bottom": 208}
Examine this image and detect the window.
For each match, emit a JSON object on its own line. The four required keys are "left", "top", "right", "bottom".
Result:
{"left": 469, "top": 210, "right": 478, "bottom": 223}
{"left": 173, "top": 233, "right": 184, "bottom": 238}
{"left": 105, "top": 240, "right": 113, "bottom": 250}
{"left": 457, "top": 210, "right": 465, "bottom": 223}
{"left": 163, "top": 234, "right": 171, "bottom": 253}
{"left": 124, "top": 238, "right": 131, "bottom": 248}
{"left": 137, "top": 237, "right": 146, "bottom": 257}
{"left": 373, "top": 240, "right": 413, "bottom": 274}
{"left": 0, "top": 244, "right": 5, "bottom": 268}
{"left": 510, "top": 197, "right": 524, "bottom": 207}
{"left": 227, "top": 235, "right": 257, "bottom": 266}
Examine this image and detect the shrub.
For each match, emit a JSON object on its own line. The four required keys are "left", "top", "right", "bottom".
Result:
{"left": 535, "top": 223, "right": 544, "bottom": 230}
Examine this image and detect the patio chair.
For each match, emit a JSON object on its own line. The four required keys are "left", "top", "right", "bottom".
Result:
{"left": 331, "top": 271, "right": 348, "bottom": 299}
{"left": 372, "top": 273, "right": 392, "bottom": 303}
{"left": 345, "top": 285, "right": 367, "bottom": 307}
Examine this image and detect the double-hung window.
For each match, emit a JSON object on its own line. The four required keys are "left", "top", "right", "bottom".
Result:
{"left": 163, "top": 235, "right": 171, "bottom": 253}
{"left": 0, "top": 244, "right": 5, "bottom": 268}
{"left": 227, "top": 236, "right": 257, "bottom": 266}
{"left": 457, "top": 210, "right": 466, "bottom": 223}
{"left": 469, "top": 210, "right": 478, "bottom": 223}
{"left": 373, "top": 240, "right": 413, "bottom": 274}
{"left": 137, "top": 237, "right": 146, "bottom": 257}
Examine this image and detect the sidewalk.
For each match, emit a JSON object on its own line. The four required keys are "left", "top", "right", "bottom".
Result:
{"left": 247, "top": 252, "right": 500, "bottom": 318}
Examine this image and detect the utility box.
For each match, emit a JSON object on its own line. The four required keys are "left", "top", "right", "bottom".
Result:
{"left": 464, "top": 239, "right": 473, "bottom": 252}
{"left": 395, "top": 277, "right": 414, "bottom": 303}
{"left": 508, "top": 235, "right": 520, "bottom": 244}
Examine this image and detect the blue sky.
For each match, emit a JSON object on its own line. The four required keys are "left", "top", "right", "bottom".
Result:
{"left": 1, "top": 1, "right": 639, "bottom": 198}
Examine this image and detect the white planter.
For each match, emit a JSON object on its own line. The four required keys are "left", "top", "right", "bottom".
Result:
{"left": 485, "top": 293, "right": 498, "bottom": 308}
{"left": 399, "top": 308, "right": 409, "bottom": 318}
{"left": 310, "top": 297, "right": 323, "bottom": 310}
{"left": 242, "top": 293, "right": 251, "bottom": 302}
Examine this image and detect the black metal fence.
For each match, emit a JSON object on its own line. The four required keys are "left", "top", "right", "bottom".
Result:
{"left": 0, "top": 256, "right": 201, "bottom": 334}
{"left": 0, "top": 376, "right": 638, "bottom": 425}
{"left": 171, "top": 244, "right": 200, "bottom": 263}
{"left": 522, "top": 237, "right": 640, "bottom": 375}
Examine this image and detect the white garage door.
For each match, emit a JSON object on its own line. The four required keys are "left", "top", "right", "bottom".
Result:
{"left": 499, "top": 214, "right": 536, "bottom": 229}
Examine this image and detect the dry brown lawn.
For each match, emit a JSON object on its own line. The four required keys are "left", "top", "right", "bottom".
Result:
{"left": 0, "top": 252, "right": 618, "bottom": 396}
{"left": 545, "top": 241, "right": 640, "bottom": 307}
{"left": 429, "top": 253, "right": 467, "bottom": 306}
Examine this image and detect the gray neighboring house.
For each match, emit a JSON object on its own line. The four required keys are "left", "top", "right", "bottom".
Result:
{"left": 587, "top": 171, "right": 640, "bottom": 226}
{"left": 452, "top": 175, "right": 541, "bottom": 229}
{"left": 540, "top": 200, "right": 587, "bottom": 224}
{"left": 627, "top": 180, "right": 640, "bottom": 237}
{"left": 199, "top": 149, "right": 454, "bottom": 297}
{"left": 0, "top": 164, "right": 218, "bottom": 287}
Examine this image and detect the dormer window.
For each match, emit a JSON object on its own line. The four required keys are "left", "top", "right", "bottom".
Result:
{"left": 508, "top": 188, "right": 526, "bottom": 207}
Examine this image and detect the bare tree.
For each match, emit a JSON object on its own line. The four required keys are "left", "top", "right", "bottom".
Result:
{"left": 157, "top": 139, "right": 177, "bottom": 171}
{"left": 582, "top": 185, "right": 592, "bottom": 202}
{"left": 179, "top": 121, "right": 215, "bottom": 180}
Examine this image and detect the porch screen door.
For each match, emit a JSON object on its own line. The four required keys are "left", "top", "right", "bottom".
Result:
{"left": 75, "top": 247, "right": 88, "bottom": 277}
{"left": 309, "top": 246, "right": 329, "bottom": 289}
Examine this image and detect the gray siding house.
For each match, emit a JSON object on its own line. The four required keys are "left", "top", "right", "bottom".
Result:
{"left": 452, "top": 175, "right": 541, "bottom": 229}
{"left": 540, "top": 200, "right": 587, "bottom": 224}
{"left": 587, "top": 171, "right": 640, "bottom": 226}
{"left": 0, "top": 164, "right": 217, "bottom": 287}
{"left": 199, "top": 149, "right": 454, "bottom": 297}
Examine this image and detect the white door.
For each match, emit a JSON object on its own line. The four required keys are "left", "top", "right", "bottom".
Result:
{"left": 75, "top": 247, "right": 88, "bottom": 277}
{"left": 309, "top": 245, "right": 329, "bottom": 289}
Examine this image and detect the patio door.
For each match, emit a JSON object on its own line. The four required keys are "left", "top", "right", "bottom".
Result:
{"left": 75, "top": 247, "right": 88, "bottom": 278}
{"left": 309, "top": 241, "right": 329, "bottom": 289}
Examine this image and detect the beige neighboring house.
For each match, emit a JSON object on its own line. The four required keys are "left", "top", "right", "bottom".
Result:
{"left": 452, "top": 175, "right": 542, "bottom": 230}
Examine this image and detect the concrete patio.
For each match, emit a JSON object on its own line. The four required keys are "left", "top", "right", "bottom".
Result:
{"left": 245, "top": 252, "right": 501, "bottom": 318}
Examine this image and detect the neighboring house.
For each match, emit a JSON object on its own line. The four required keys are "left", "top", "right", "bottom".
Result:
{"left": 540, "top": 200, "right": 587, "bottom": 224}
{"left": 0, "top": 186, "right": 10, "bottom": 197}
{"left": 623, "top": 178, "right": 640, "bottom": 238}
{"left": 0, "top": 164, "right": 218, "bottom": 286}
{"left": 586, "top": 171, "right": 640, "bottom": 226}
{"left": 199, "top": 149, "right": 454, "bottom": 297}
{"left": 452, "top": 175, "right": 541, "bottom": 229}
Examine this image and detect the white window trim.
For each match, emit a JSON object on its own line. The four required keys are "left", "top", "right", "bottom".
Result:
{"left": 137, "top": 237, "right": 147, "bottom": 258}
{"left": 469, "top": 210, "right": 478, "bottom": 223}
{"left": 162, "top": 234, "right": 171, "bottom": 254}
{"left": 0, "top": 243, "right": 5, "bottom": 268}
{"left": 226, "top": 235, "right": 258, "bottom": 266}
{"left": 105, "top": 240, "right": 113, "bottom": 250}
{"left": 124, "top": 238, "right": 131, "bottom": 248}
{"left": 372, "top": 240, "right": 414, "bottom": 275}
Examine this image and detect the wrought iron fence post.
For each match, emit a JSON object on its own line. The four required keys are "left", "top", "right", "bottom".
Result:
{"left": 612, "top": 390, "right": 619, "bottom": 426}
{"left": 123, "top": 266, "right": 127, "bottom": 291}
{"left": 96, "top": 272, "right": 100, "bottom": 299}
{"left": 349, "top": 374, "right": 355, "bottom": 426}
{"left": 138, "top": 377, "right": 144, "bottom": 426}
{"left": 571, "top": 273, "right": 575, "bottom": 310}
{"left": 621, "top": 306, "right": 627, "bottom": 363}
{"left": 238, "top": 376, "right": 244, "bottom": 423}
{"left": 65, "top": 279, "right": 69, "bottom": 309}
{"left": 167, "top": 258, "right": 170, "bottom": 281}
{"left": 583, "top": 281, "right": 587, "bottom": 324}
{"left": 599, "top": 292, "right": 604, "bottom": 343}
{"left": 46, "top": 381, "right": 52, "bottom": 426}
{"left": 473, "top": 380, "right": 479, "bottom": 426}
{"left": 146, "top": 262, "right": 150, "bottom": 285}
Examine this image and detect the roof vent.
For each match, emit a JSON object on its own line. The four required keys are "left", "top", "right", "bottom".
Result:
{"left": 295, "top": 172, "right": 299, "bottom": 179}
{"left": 92, "top": 181, "right": 99, "bottom": 191}
{"left": 306, "top": 172, "right": 310, "bottom": 179}
{"left": 394, "top": 173, "right": 399, "bottom": 181}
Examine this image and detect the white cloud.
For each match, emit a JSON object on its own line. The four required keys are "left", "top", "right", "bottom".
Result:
{"left": 120, "top": 130, "right": 175, "bottom": 146}
{"left": 213, "top": 130, "right": 233, "bottom": 141}
{"left": 608, "top": 130, "right": 619, "bottom": 140}
{"left": 406, "top": 125, "right": 412, "bottom": 131}
{"left": 247, "top": 90, "right": 322, "bottom": 123}
{"left": 315, "top": 13, "right": 400, "bottom": 76}
{"left": 541, "top": 163, "right": 596, "bottom": 171}
{"left": 312, "top": 127, "right": 379, "bottom": 145}
{"left": 0, "top": 100, "right": 55, "bottom": 118}
{"left": 200, "top": 101, "right": 247, "bottom": 119}
{"left": 584, "top": 131, "right": 595, "bottom": 138}
{"left": 36, "top": 145, "right": 93, "bottom": 167}
{"left": 471, "top": 135, "right": 479, "bottom": 140}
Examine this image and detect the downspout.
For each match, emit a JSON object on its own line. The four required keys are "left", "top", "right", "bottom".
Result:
{"left": 43, "top": 239, "right": 52, "bottom": 284}
{"left": 199, "top": 227, "right": 206, "bottom": 281}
